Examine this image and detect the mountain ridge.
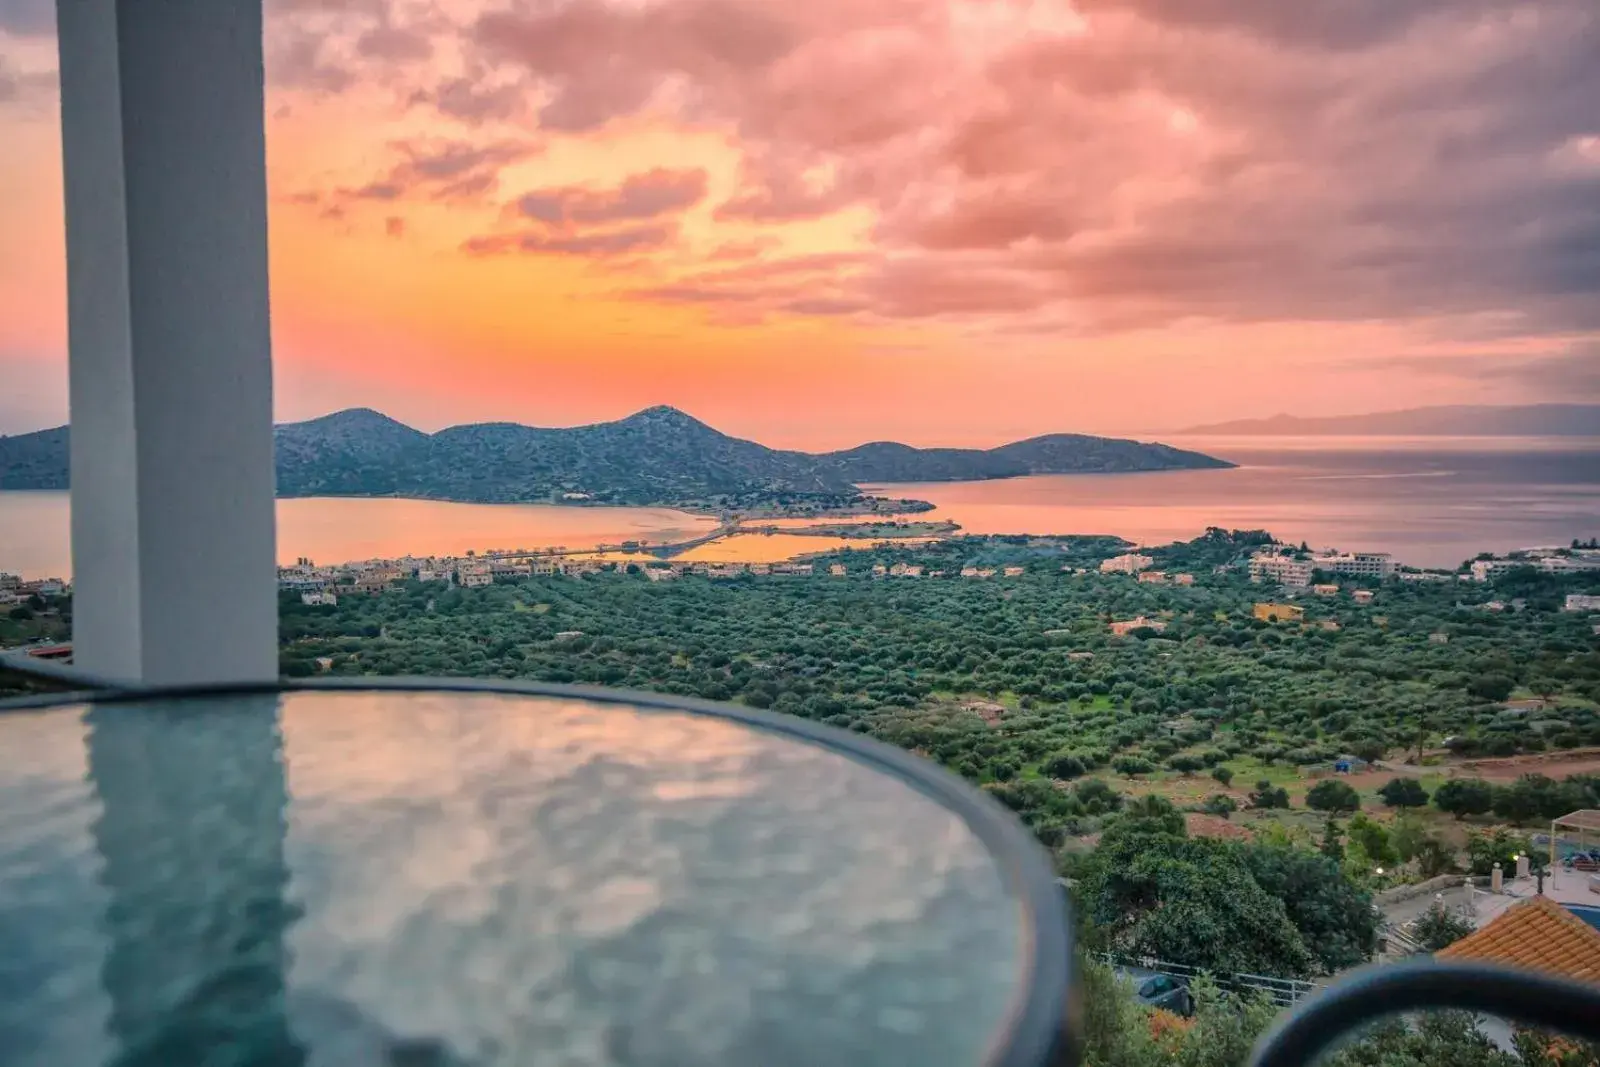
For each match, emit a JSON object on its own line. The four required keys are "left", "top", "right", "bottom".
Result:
{"left": 1181, "top": 404, "right": 1600, "bottom": 437}
{"left": 1, "top": 405, "right": 1234, "bottom": 510}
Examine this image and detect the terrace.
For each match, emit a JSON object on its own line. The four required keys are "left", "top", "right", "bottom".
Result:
{"left": 1, "top": 3, "right": 1598, "bottom": 1065}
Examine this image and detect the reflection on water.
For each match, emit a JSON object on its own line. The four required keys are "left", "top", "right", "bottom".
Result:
{"left": 577, "top": 532, "right": 939, "bottom": 565}
{"left": 0, "top": 493, "right": 720, "bottom": 580}
{"left": 7, "top": 437, "right": 1591, "bottom": 575}
{"left": 0, "top": 691, "right": 1026, "bottom": 1067}
{"left": 868, "top": 437, "right": 1600, "bottom": 568}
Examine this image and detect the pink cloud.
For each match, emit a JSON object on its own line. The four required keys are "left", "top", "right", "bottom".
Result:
{"left": 511, "top": 168, "right": 709, "bottom": 226}
{"left": 462, "top": 222, "right": 678, "bottom": 257}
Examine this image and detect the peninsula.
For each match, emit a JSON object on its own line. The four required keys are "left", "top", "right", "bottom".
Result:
{"left": 0, "top": 405, "right": 1232, "bottom": 515}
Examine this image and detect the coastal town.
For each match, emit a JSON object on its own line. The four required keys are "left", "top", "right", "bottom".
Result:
{"left": 5, "top": 539, "right": 1599, "bottom": 613}
{"left": 5, "top": 537, "right": 1599, "bottom": 668}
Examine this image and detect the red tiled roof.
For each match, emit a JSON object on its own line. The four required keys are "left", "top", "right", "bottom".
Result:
{"left": 1436, "top": 896, "right": 1600, "bottom": 983}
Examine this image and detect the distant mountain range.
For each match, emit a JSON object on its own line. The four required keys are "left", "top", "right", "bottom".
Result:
{"left": 0, "top": 405, "right": 1232, "bottom": 509}
{"left": 1181, "top": 404, "right": 1600, "bottom": 437}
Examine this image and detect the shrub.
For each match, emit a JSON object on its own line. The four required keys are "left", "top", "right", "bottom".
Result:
{"left": 1377, "top": 777, "right": 1429, "bottom": 809}
{"left": 1306, "top": 779, "right": 1362, "bottom": 814}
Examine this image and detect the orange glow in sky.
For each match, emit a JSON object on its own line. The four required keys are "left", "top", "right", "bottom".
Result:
{"left": 0, "top": 0, "right": 1596, "bottom": 448}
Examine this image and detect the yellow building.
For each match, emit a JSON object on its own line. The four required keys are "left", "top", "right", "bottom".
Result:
{"left": 1253, "top": 602, "right": 1305, "bottom": 623}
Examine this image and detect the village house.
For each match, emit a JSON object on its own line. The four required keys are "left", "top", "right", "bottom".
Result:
{"left": 1313, "top": 583, "right": 1340, "bottom": 596}
{"left": 1100, "top": 553, "right": 1154, "bottom": 575}
{"left": 1353, "top": 589, "right": 1376, "bottom": 604}
{"left": 1248, "top": 552, "right": 1313, "bottom": 588}
{"left": 1173, "top": 573, "right": 1195, "bottom": 585}
{"left": 1138, "top": 571, "right": 1167, "bottom": 584}
{"left": 1109, "top": 616, "right": 1167, "bottom": 636}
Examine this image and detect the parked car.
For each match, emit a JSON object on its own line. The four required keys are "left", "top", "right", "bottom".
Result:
{"left": 1116, "top": 966, "right": 1194, "bottom": 1016}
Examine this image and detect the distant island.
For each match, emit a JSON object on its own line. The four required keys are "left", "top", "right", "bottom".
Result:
{"left": 1181, "top": 403, "right": 1600, "bottom": 437}
{"left": 0, "top": 405, "right": 1232, "bottom": 515}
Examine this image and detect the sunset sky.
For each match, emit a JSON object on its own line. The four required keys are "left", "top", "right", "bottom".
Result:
{"left": 0, "top": 0, "right": 1597, "bottom": 449}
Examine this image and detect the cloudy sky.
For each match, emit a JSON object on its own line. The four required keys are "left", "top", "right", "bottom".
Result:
{"left": 0, "top": 0, "right": 1596, "bottom": 447}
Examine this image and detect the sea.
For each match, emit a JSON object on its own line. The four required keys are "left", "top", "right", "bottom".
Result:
{"left": 2, "top": 436, "right": 1597, "bottom": 578}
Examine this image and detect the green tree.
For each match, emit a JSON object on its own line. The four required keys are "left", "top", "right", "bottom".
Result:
{"left": 1346, "top": 813, "right": 1399, "bottom": 868}
{"left": 1469, "top": 674, "right": 1517, "bottom": 702}
{"left": 1413, "top": 901, "right": 1474, "bottom": 951}
{"left": 1167, "top": 753, "right": 1205, "bottom": 774}
{"left": 1378, "top": 776, "right": 1430, "bottom": 809}
{"left": 1043, "top": 751, "right": 1087, "bottom": 779}
{"left": 1307, "top": 778, "right": 1362, "bottom": 813}
{"left": 1465, "top": 828, "right": 1540, "bottom": 878}
{"left": 1202, "top": 793, "right": 1237, "bottom": 819}
{"left": 1435, "top": 778, "right": 1495, "bottom": 820}
{"left": 1076, "top": 812, "right": 1314, "bottom": 978}
{"left": 1391, "top": 813, "right": 1431, "bottom": 862}
{"left": 1320, "top": 817, "right": 1345, "bottom": 861}
{"left": 1324, "top": 1012, "right": 1517, "bottom": 1067}
{"left": 1512, "top": 1028, "right": 1600, "bottom": 1067}
{"left": 1249, "top": 779, "right": 1291, "bottom": 810}
{"left": 1238, "top": 843, "right": 1377, "bottom": 973}
{"left": 1210, "top": 765, "right": 1234, "bottom": 787}
{"left": 1492, "top": 774, "right": 1587, "bottom": 824}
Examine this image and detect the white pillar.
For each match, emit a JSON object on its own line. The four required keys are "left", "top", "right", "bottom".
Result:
{"left": 56, "top": 0, "right": 277, "bottom": 684}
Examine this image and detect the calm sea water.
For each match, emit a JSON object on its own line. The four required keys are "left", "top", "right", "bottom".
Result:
{"left": 2, "top": 437, "right": 1597, "bottom": 577}
{"left": 869, "top": 436, "right": 1600, "bottom": 568}
{"left": 0, "top": 496, "right": 719, "bottom": 581}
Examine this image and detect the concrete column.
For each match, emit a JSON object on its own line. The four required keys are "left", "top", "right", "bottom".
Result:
{"left": 1491, "top": 862, "right": 1503, "bottom": 893}
{"left": 1515, "top": 853, "right": 1530, "bottom": 881}
{"left": 56, "top": 0, "right": 277, "bottom": 684}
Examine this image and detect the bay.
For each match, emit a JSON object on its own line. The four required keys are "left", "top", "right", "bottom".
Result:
{"left": 0, "top": 495, "right": 719, "bottom": 580}
{"left": 867, "top": 436, "right": 1600, "bottom": 569}
{"left": 2, "top": 436, "right": 1597, "bottom": 578}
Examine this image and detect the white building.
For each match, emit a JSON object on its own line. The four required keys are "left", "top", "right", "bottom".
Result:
{"left": 300, "top": 592, "right": 338, "bottom": 606}
{"left": 1540, "top": 556, "right": 1600, "bottom": 576}
{"left": 1249, "top": 553, "right": 1313, "bottom": 588}
{"left": 1565, "top": 594, "right": 1600, "bottom": 612}
{"left": 1101, "top": 553, "right": 1155, "bottom": 575}
{"left": 1472, "top": 553, "right": 1600, "bottom": 581}
{"left": 1311, "top": 551, "right": 1395, "bottom": 580}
